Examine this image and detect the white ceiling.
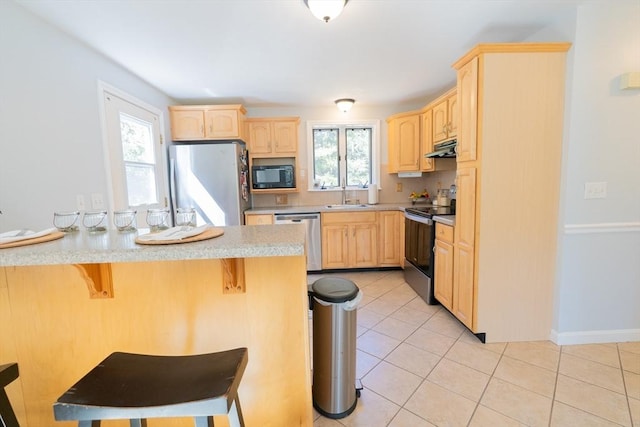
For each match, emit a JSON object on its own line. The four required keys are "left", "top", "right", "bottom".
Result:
{"left": 15, "top": 0, "right": 583, "bottom": 108}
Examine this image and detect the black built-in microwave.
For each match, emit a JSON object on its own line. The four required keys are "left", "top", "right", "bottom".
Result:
{"left": 251, "top": 165, "right": 295, "bottom": 189}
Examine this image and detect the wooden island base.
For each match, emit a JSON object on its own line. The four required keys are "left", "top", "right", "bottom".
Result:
{"left": 1, "top": 255, "right": 312, "bottom": 426}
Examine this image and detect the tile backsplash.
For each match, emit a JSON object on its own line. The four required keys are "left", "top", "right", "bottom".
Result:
{"left": 251, "top": 165, "right": 456, "bottom": 208}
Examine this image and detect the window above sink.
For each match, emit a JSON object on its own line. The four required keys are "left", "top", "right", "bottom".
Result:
{"left": 306, "top": 120, "right": 380, "bottom": 191}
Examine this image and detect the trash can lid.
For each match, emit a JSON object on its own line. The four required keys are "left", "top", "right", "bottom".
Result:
{"left": 311, "top": 277, "right": 359, "bottom": 303}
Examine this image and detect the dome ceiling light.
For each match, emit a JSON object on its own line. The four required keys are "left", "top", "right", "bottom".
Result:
{"left": 304, "top": 0, "right": 349, "bottom": 23}
{"left": 335, "top": 98, "right": 355, "bottom": 113}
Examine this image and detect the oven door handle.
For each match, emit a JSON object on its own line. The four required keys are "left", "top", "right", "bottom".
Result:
{"left": 404, "top": 211, "right": 433, "bottom": 225}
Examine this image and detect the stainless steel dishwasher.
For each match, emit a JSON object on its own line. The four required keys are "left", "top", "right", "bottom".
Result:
{"left": 274, "top": 212, "right": 322, "bottom": 272}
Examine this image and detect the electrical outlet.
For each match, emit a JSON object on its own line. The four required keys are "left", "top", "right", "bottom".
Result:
{"left": 275, "top": 194, "right": 288, "bottom": 205}
{"left": 396, "top": 183, "right": 403, "bottom": 192}
{"left": 584, "top": 182, "right": 607, "bottom": 199}
{"left": 90, "top": 193, "right": 105, "bottom": 209}
{"left": 76, "top": 194, "right": 86, "bottom": 211}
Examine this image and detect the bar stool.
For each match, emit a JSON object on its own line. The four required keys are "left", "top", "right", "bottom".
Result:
{"left": 0, "top": 362, "right": 20, "bottom": 427}
{"left": 53, "top": 348, "right": 248, "bottom": 427}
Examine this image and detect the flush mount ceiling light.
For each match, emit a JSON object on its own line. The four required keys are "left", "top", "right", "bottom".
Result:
{"left": 335, "top": 98, "right": 355, "bottom": 113}
{"left": 304, "top": 0, "right": 349, "bottom": 23}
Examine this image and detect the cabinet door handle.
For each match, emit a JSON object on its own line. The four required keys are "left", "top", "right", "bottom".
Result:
{"left": 442, "top": 124, "right": 447, "bottom": 133}
{"left": 448, "top": 122, "right": 453, "bottom": 132}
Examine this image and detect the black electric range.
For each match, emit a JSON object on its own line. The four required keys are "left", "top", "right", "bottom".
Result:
{"left": 404, "top": 204, "right": 455, "bottom": 218}
{"left": 403, "top": 203, "right": 455, "bottom": 305}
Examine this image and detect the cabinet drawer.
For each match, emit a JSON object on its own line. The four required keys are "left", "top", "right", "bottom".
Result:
{"left": 321, "top": 211, "right": 377, "bottom": 224}
{"left": 435, "top": 223, "right": 454, "bottom": 243}
{"left": 245, "top": 214, "right": 273, "bottom": 225}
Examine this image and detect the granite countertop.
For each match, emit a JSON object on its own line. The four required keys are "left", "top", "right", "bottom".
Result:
{"left": 0, "top": 224, "right": 306, "bottom": 267}
{"left": 433, "top": 215, "right": 456, "bottom": 226}
{"left": 247, "top": 203, "right": 456, "bottom": 225}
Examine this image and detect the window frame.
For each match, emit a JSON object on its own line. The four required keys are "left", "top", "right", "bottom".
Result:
{"left": 306, "top": 119, "right": 380, "bottom": 191}
{"left": 97, "top": 81, "right": 169, "bottom": 219}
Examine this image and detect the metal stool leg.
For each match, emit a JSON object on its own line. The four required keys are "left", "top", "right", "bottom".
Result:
{"left": 194, "top": 415, "right": 214, "bottom": 427}
{"left": 227, "top": 397, "right": 245, "bottom": 427}
{"left": 129, "top": 419, "right": 147, "bottom": 427}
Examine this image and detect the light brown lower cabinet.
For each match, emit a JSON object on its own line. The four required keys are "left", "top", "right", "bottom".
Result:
{"left": 322, "top": 212, "right": 378, "bottom": 269}
{"left": 247, "top": 210, "right": 404, "bottom": 270}
{"left": 452, "top": 166, "right": 476, "bottom": 330}
{"left": 434, "top": 223, "right": 454, "bottom": 311}
{"left": 378, "top": 211, "right": 404, "bottom": 267}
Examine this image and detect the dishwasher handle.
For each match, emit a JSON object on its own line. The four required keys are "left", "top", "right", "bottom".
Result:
{"left": 274, "top": 213, "right": 321, "bottom": 222}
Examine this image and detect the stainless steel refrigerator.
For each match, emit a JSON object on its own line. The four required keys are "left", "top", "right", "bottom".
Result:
{"left": 169, "top": 141, "right": 250, "bottom": 226}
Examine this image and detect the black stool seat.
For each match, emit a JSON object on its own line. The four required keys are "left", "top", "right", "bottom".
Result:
{"left": 53, "top": 348, "right": 248, "bottom": 426}
{"left": 1, "top": 362, "right": 20, "bottom": 427}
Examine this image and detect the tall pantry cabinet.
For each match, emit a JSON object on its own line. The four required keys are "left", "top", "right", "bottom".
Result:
{"left": 452, "top": 43, "right": 570, "bottom": 342}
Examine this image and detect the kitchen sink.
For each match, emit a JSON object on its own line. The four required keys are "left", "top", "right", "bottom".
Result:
{"left": 325, "top": 204, "right": 370, "bottom": 209}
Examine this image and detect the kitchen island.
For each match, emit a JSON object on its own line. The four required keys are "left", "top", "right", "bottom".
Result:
{"left": 0, "top": 225, "right": 312, "bottom": 426}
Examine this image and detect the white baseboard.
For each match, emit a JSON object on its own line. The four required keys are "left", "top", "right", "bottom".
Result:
{"left": 550, "top": 328, "right": 640, "bottom": 345}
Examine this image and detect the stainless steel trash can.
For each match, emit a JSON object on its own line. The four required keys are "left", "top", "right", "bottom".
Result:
{"left": 309, "top": 277, "right": 362, "bottom": 419}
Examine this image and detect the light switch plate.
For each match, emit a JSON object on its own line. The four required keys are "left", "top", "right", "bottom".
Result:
{"left": 90, "top": 193, "right": 105, "bottom": 209}
{"left": 76, "top": 194, "right": 86, "bottom": 211}
{"left": 584, "top": 182, "right": 607, "bottom": 199}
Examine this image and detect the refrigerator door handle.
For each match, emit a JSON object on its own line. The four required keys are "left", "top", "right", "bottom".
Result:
{"left": 169, "top": 157, "right": 177, "bottom": 223}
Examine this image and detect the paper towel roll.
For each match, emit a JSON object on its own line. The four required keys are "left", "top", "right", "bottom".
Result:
{"left": 368, "top": 184, "right": 379, "bottom": 204}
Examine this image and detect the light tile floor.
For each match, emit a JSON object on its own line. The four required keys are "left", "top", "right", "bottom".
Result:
{"left": 308, "top": 270, "right": 640, "bottom": 427}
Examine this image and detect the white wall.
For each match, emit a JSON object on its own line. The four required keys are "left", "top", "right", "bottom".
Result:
{"left": 541, "top": 2, "right": 640, "bottom": 343}
{"left": 556, "top": 2, "right": 640, "bottom": 343}
{"left": 0, "top": 1, "right": 175, "bottom": 231}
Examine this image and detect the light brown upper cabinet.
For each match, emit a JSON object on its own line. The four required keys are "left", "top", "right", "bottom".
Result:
{"left": 432, "top": 89, "right": 457, "bottom": 144}
{"left": 386, "top": 87, "right": 456, "bottom": 174}
{"left": 169, "top": 105, "right": 246, "bottom": 141}
{"left": 456, "top": 59, "right": 478, "bottom": 162}
{"left": 386, "top": 112, "right": 420, "bottom": 173}
{"left": 246, "top": 118, "right": 299, "bottom": 157}
{"left": 420, "top": 108, "right": 434, "bottom": 172}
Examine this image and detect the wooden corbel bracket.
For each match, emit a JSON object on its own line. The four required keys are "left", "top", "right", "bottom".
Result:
{"left": 221, "top": 258, "right": 245, "bottom": 294}
{"left": 74, "top": 263, "right": 114, "bottom": 299}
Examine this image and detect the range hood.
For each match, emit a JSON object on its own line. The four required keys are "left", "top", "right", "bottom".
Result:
{"left": 425, "top": 139, "right": 457, "bottom": 158}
